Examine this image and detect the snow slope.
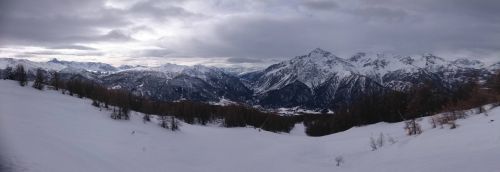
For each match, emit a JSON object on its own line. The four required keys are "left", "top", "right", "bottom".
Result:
{"left": 1, "top": 80, "right": 500, "bottom": 172}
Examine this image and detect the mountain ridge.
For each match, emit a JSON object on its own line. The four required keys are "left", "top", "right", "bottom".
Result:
{"left": 1, "top": 48, "right": 498, "bottom": 109}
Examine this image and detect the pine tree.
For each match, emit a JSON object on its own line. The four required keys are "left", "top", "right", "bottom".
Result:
{"left": 32, "top": 68, "right": 44, "bottom": 90}
{"left": 3, "top": 66, "right": 15, "bottom": 80}
{"left": 14, "top": 64, "right": 27, "bottom": 86}
{"left": 51, "top": 71, "right": 61, "bottom": 90}
{"left": 3, "top": 66, "right": 14, "bottom": 80}
{"left": 492, "top": 71, "right": 500, "bottom": 94}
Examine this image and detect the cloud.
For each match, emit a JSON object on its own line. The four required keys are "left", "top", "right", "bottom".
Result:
{"left": 226, "top": 57, "right": 263, "bottom": 63}
{"left": 134, "top": 48, "right": 174, "bottom": 57}
{"left": 0, "top": 0, "right": 499, "bottom": 66}
{"left": 347, "top": 6, "right": 411, "bottom": 22}
{"left": 96, "top": 29, "right": 135, "bottom": 42}
{"left": 125, "top": 0, "right": 198, "bottom": 21}
{"left": 0, "top": 0, "right": 130, "bottom": 46}
{"left": 49, "top": 45, "right": 97, "bottom": 50}
{"left": 25, "top": 50, "right": 103, "bottom": 56}
{"left": 301, "top": 0, "right": 338, "bottom": 11}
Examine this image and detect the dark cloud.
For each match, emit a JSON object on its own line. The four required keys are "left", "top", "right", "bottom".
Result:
{"left": 0, "top": 0, "right": 130, "bottom": 46}
{"left": 170, "top": 0, "right": 500, "bottom": 62}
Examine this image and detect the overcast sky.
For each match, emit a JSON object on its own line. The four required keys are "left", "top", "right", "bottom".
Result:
{"left": 0, "top": 0, "right": 499, "bottom": 67}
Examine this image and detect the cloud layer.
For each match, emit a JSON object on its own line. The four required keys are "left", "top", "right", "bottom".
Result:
{"left": 0, "top": 0, "right": 499, "bottom": 66}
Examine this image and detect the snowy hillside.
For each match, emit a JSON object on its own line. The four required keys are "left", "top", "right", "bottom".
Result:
{"left": 1, "top": 80, "right": 500, "bottom": 172}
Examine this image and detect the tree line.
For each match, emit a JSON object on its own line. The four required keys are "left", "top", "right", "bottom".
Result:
{"left": 303, "top": 71, "right": 500, "bottom": 136}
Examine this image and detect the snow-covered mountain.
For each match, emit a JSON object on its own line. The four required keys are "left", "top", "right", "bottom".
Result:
{"left": 47, "top": 58, "right": 118, "bottom": 73}
{"left": 0, "top": 58, "right": 66, "bottom": 72}
{"left": 242, "top": 48, "right": 497, "bottom": 108}
{"left": 1, "top": 49, "right": 498, "bottom": 109}
{"left": 100, "top": 64, "right": 252, "bottom": 102}
{"left": 0, "top": 58, "right": 253, "bottom": 102}
{"left": 0, "top": 58, "right": 118, "bottom": 74}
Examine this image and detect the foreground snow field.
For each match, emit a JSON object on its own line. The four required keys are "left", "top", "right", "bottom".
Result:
{"left": 1, "top": 80, "right": 500, "bottom": 172}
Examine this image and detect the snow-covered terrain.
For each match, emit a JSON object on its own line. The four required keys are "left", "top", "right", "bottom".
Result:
{"left": 1, "top": 80, "right": 500, "bottom": 172}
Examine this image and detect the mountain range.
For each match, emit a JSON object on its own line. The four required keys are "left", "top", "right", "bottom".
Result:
{"left": 1, "top": 48, "right": 498, "bottom": 110}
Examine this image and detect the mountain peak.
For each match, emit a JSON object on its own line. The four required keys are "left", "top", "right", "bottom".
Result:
{"left": 48, "top": 58, "right": 60, "bottom": 63}
{"left": 349, "top": 52, "right": 367, "bottom": 62}
{"left": 308, "top": 48, "right": 331, "bottom": 57}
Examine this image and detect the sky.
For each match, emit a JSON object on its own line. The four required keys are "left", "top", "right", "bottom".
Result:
{"left": 0, "top": 0, "right": 499, "bottom": 68}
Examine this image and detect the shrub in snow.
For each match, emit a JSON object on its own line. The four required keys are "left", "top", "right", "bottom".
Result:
{"left": 429, "top": 116, "right": 438, "bottom": 128}
{"left": 335, "top": 156, "right": 344, "bottom": 166}
{"left": 449, "top": 121, "right": 457, "bottom": 129}
{"left": 370, "top": 133, "right": 390, "bottom": 150}
{"left": 434, "top": 112, "right": 462, "bottom": 129}
{"left": 143, "top": 114, "right": 150, "bottom": 123}
{"left": 370, "top": 137, "right": 377, "bottom": 151}
{"left": 376, "top": 133, "right": 385, "bottom": 148}
{"left": 388, "top": 135, "right": 397, "bottom": 144}
{"left": 159, "top": 116, "right": 169, "bottom": 129}
{"left": 170, "top": 116, "right": 180, "bottom": 131}
{"left": 92, "top": 100, "right": 100, "bottom": 107}
{"left": 405, "top": 119, "right": 422, "bottom": 136}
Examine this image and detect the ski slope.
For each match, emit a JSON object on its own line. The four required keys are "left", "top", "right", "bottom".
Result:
{"left": 1, "top": 80, "right": 500, "bottom": 172}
